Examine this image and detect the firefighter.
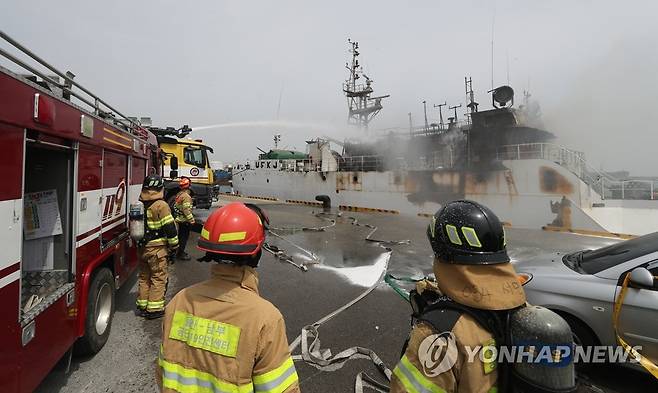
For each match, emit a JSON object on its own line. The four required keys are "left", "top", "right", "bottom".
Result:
{"left": 390, "top": 200, "right": 527, "bottom": 393}
{"left": 173, "top": 176, "right": 195, "bottom": 261}
{"left": 157, "top": 202, "right": 300, "bottom": 393}
{"left": 136, "top": 175, "right": 179, "bottom": 320}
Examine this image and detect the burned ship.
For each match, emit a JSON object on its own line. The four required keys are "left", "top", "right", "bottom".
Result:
{"left": 233, "top": 40, "right": 658, "bottom": 237}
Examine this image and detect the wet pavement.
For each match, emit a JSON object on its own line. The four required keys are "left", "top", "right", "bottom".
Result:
{"left": 36, "top": 198, "right": 656, "bottom": 392}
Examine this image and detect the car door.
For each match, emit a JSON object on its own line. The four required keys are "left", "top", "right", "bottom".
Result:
{"left": 615, "top": 260, "right": 658, "bottom": 365}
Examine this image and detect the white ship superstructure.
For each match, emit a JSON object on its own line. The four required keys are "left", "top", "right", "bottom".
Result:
{"left": 232, "top": 41, "right": 658, "bottom": 237}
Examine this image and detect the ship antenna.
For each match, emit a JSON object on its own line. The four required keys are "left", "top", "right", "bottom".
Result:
{"left": 491, "top": 7, "right": 496, "bottom": 90}
{"left": 433, "top": 102, "right": 447, "bottom": 130}
{"left": 343, "top": 39, "right": 389, "bottom": 130}
{"left": 408, "top": 112, "right": 413, "bottom": 136}
{"left": 506, "top": 50, "right": 510, "bottom": 85}
{"left": 448, "top": 104, "right": 462, "bottom": 127}
{"left": 422, "top": 100, "right": 429, "bottom": 133}
{"left": 465, "top": 76, "right": 478, "bottom": 114}
{"left": 276, "top": 83, "right": 283, "bottom": 120}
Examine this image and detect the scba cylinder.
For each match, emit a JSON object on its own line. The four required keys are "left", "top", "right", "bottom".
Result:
{"left": 129, "top": 201, "right": 145, "bottom": 241}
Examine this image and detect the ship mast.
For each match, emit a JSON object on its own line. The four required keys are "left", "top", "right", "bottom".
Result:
{"left": 343, "top": 39, "right": 389, "bottom": 130}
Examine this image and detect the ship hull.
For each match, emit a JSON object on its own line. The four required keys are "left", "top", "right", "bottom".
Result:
{"left": 233, "top": 158, "right": 658, "bottom": 237}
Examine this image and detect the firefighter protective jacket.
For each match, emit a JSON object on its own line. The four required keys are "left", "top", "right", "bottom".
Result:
{"left": 390, "top": 314, "right": 498, "bottom": 393}
{"left": 390, "top": 258, "right": 526, "bottom": 393}
{"left": 174, "top": 189, "right": 195, "bottom": 224}
{"left": 140, "top": 189, "right": 179, "bottom": 249}
{"left": 157, "top": 264, "right": 300, "bottom": 393}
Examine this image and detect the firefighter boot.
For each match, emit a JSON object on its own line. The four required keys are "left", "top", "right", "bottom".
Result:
{"left": 145, "top": 309, "right": 165, "bottom": 319}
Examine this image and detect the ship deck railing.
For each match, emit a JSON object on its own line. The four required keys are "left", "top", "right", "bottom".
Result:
{"left": 275, "top": 154, "right": 455, "bottom": 173}
{"left": 496, "top": 143, "right": 657, "bottom": 200}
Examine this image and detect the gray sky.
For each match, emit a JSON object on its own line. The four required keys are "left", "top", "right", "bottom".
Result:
{"left": 3, "top": 0, "right": 657, "bottom": 175}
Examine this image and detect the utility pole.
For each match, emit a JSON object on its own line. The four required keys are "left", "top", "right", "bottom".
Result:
{"left": 433, "top": 102, "right": 447, "bottom": 129}
{"left": 422, "top": 100, "right": 429, "bottom": 132}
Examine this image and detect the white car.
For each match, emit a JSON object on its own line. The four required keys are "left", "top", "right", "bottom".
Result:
{"left": 514, "top": 232, "right": 658, "bottom": 368}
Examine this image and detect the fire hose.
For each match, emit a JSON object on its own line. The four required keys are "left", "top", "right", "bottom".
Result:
{"left": 260, "top": 207, "right": 417, "bottom": 391}
{"left": 288, "top": 251, "right": 393, "bottom": 393}
{"left": 274, "top": 210, "right": 413, "bottom": 391}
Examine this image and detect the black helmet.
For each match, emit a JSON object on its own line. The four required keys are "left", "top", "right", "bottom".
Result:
{"left": 142, "top": 174, "right": 164, "bottom": 191}
{"left": 427, "top": 200, "right": 509, "bottom": 264}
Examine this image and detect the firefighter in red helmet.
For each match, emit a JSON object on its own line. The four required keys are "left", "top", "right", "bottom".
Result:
{"left": 157, "top": 202, "right": 300, "bottom": 393}
{"left": 173, "top": 176, "right": 194, "bottom": 261}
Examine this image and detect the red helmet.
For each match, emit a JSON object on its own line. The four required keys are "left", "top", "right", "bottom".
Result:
{"left": 179, "top": 176, "right": 191, "bottom": 189}
{"left": 197, "top": 202, "right": 268, "bottom": 256}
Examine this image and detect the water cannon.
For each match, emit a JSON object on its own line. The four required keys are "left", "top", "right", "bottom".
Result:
{"left": 148, "top": 124, "right": 193, "bottom": 139}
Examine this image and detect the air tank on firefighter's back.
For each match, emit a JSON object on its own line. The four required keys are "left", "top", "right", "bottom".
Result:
{"left": 509, "top": 305, "right": 577, "bottom": 393}
{"left": 129, "top": 200, "right": 145, "bottom": 241}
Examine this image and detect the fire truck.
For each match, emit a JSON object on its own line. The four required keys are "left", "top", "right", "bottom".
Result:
{"left": 145, "top": 124, "right": 215, "bottom": 209}
{"left": 0, "top": 31, "right": 160, "bottom": 392}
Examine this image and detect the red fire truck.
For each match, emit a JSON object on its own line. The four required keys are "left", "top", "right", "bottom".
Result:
{"left": 0, "top": 31, "right": 160, "bottom": 392}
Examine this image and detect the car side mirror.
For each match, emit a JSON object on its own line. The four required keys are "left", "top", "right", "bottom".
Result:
{"left": 169, "top": 170, "right": 178, "bottom": 179}
{"left": 170, "top": 156, "right": 179, "bottom": 170}
{"left": 629, "top": 267, "right": 654, "bottom": 288}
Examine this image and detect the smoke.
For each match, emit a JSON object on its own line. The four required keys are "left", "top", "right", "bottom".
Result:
{"left": 541, "top": 37, "right": 658, "bottom": 176}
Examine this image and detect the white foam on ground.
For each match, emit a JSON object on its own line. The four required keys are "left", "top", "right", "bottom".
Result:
{"left": 314, "top": 252, "right": 390, "bottom": 287}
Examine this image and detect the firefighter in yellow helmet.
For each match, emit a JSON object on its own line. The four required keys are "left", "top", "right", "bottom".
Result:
{"left": 173, "top": 176, "right": 195, "bottom": 261}
{"left": 136, "top": 175, "right": 179, "bottom": 319}
{"left": 157, "top": 202, "right": 300, "bottom": 393}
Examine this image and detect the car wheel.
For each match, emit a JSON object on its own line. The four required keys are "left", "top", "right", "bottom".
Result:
{"left": 561, "top": 314, "right": 598, "bottom": 348}
{"left": 559, "top": 313, "right": 600, "bottom": 370}
{"left": 75, "top": 268, "right": 115, "bottom": 356}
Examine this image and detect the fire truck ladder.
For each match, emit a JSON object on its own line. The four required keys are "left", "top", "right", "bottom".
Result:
{"left": 0, "top": 30, "right": 148, "bottom": 140}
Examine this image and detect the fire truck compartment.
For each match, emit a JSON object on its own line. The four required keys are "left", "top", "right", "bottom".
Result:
{"left": 21, "top": 141, "right": 74, "bottom": 323}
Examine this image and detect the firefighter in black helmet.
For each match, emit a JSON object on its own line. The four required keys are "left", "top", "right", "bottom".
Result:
{"left": 136, "top": 174, "right": 179, "bottom": 319}
{"left": 390, "top": 200, "right": 526, "bottom": 393}
{"left": 391, "top": 200, "right": 577, "bottom": 393}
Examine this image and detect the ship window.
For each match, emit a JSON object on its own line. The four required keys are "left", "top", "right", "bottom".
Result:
{"left": 184, "top": 146, "right": 206, "bottom": 167}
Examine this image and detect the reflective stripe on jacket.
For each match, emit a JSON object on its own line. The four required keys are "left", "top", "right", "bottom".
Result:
{"left": 145, "top": 200, "right": 179, "bottom": 248}
{"left": 157, "top": 264, "right": 300, "bottom": 393}
{"left": 390, "top": 315, "right": 498, "bottom": 393}
{"left": 174, "top": 190, "right": 195, "bottom": 224}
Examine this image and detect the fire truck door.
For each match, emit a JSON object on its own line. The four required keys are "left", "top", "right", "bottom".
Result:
{"left": 19, "top": 138, "right": 78, "bottom": 390}
{"left": 22, "top": 141, "right": 75, "bottom": 310}
{"left": 100, "top": 150, "right": 128, "bottom": 250}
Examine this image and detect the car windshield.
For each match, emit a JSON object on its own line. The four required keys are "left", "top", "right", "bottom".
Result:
{"left": 564, "top": 231, "right": 658, "bottom": 274}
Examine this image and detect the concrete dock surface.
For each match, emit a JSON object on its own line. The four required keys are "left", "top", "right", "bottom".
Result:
{"left": 36, "top": 198, "right": 656, "bottom": 392}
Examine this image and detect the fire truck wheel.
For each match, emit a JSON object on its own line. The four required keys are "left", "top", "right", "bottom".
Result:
{"left": 75, "top": 268, "right": 115, "bottom": 355}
